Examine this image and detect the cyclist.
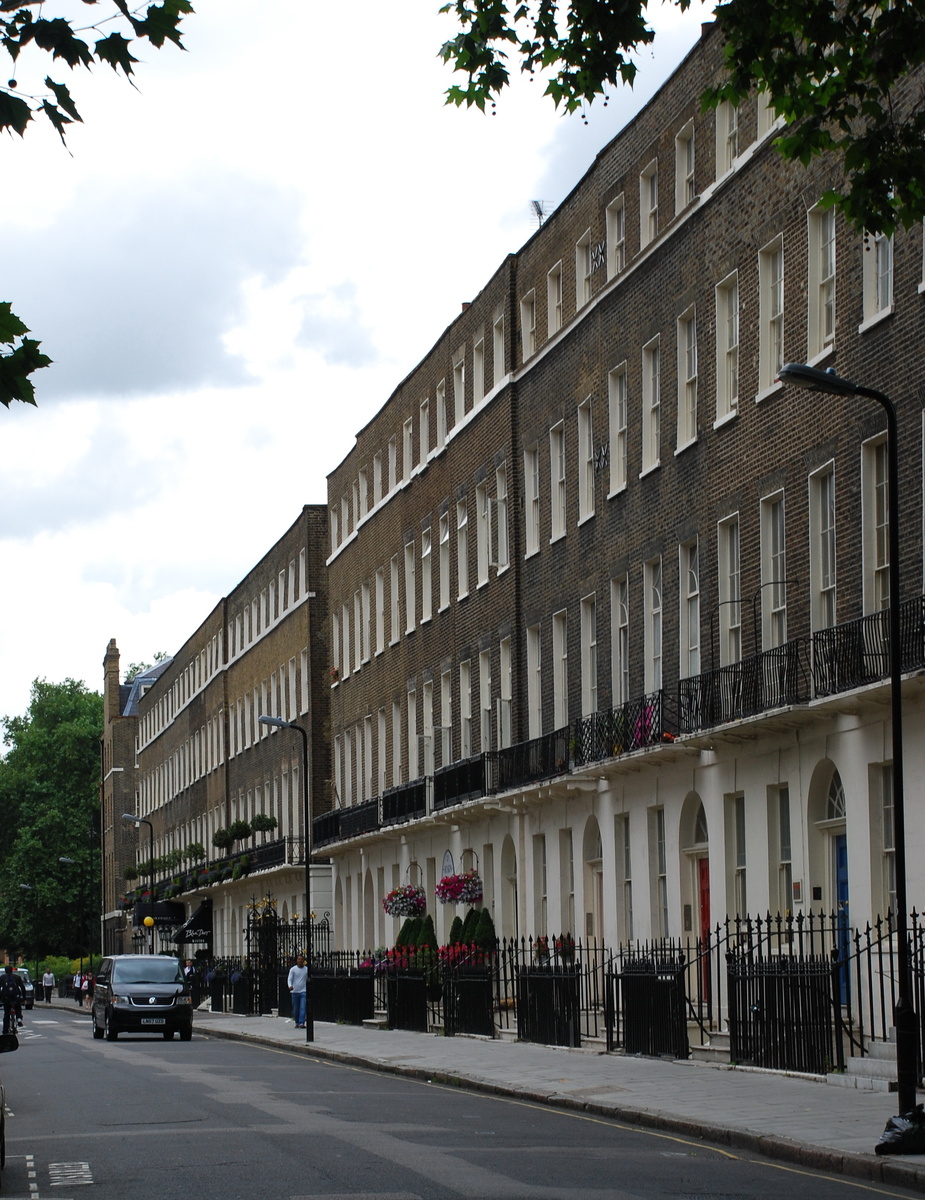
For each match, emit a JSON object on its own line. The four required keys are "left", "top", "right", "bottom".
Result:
{"left": 0, "top": 965, "right": 25, "bottom": 1035}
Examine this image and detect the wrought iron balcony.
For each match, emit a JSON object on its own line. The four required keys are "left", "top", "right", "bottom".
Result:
{"left": 573, "top": 690, "right": 677, "bottom": 766}
{"left": 489, "top": 727, "right": 570, "bottom": 790}
{"left": 812, "top": 597, "right": 925, "bottom": 697}
{"left": 678, "top": 638, "right": 809, "bottom": 734}
{"left": 433, "top": 753, "right": 488, "bottom": 810}
{"left": 381, "top": 777, "right": 428, "bottom": 825}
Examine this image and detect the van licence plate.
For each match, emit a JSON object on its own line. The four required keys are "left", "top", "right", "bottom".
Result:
{"left": 141, "top": 1018, "right": 165, "bottom": 1025}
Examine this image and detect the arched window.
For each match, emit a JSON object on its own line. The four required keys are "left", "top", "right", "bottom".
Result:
{"left": 826, "top": 770, "right": 846, "bottom": 821}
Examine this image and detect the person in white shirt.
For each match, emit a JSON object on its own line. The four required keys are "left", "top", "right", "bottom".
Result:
{"left": 287, "top": 955, "right": 308, "bottom": 1028}
{"left": 42, "top": 969, "right": 55, "bottom": 1003}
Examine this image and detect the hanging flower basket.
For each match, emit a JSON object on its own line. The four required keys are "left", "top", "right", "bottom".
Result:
{"left": 435, "top": 870, "right": 483, "bottom": 905}
{"left": 382, "top": 885, "right": 426, "bottom": 917}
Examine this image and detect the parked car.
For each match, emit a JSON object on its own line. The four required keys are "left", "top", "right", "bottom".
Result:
{"left": 15, "top": 969, "right": 33, "bottom": 1010}
{"left": 91, "top": 955, "right": 192, "bottom": 1041}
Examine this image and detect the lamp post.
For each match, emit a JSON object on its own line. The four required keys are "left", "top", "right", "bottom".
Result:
{"left": 258, "top": 714, "right": 313, "bottom": 1042}
{"left": 122, "top": 814, "right": 155, "bottom": 954}
{"left": 58, "top": 856, "right": 86, "bottom": 982}
{"left": 779, "top": 362, "right": 917, "bottom": 1113}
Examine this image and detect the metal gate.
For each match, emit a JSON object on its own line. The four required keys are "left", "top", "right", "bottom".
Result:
{"left": 617, "top": 953, "right": 689, "bottom": 1058}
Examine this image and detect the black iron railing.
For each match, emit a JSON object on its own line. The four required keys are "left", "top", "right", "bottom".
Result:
{"left": 433, "top": 753, "right": 488, "bottom": 810}
{"left": 678, "top": 638, "right": 809, "bottom": 734}
{"left": 312, "top": 810, "right": 342, "bottom": 848}
{"left": 339, "top": 798, "right": 381, "bottom": 839}
{"left": 573, "top": 690, "right": 675, "bottom": 766}
{"left": 813, "top": 597, "right": 925, "bottom": 697}
{"left": 381, "top": 778, "right": 428, "bottom": 825}
{"left": 490, "top": 728, "right": 570, "bottom": 792}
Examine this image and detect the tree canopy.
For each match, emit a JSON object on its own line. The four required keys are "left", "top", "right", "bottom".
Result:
{"left": 439, "top": 0, "right": 925, "bottom": 234}
{"left": 0, "top": 679, "right": 104, "bottom": 961}
{"left": 0, "top": 1, "right": 193, "bottom": 407}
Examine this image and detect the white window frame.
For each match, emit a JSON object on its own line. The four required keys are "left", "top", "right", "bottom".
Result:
{"left": 679, "top": 539, "right": 700, "bottom": 679}
{"left": 640, "top": 160, "right": 658, "bottom": 249}
{"left": 520, "top": 289, "right": 536, "bottom": 361}
{"left": 718, "top": 514, "right": 742, "bottom": 665}
{"left": 552, "top": 609, "right": 568, "bottom": 729}
{"left": 453, "top": 356, "right": 466, "bottom": 425}
{"left": 577, "top": 398, "right": 595, "bottom": 522}
{"left": 404, "top": 540, "right": 415, "bottom": 633}
{"left": 580, "top": 593, "right": 598, "bottom": 717}
{"left": 606, "top": 194, "right": 626, "bottom": 277}
{"left": 675, "top": 120, "right": 695, "bottom": 213}
{"left": 862, "top": 434, "right": 890, "bottom": 613}
{"left": 495, "top": 462, "right": 509, "bottom": 570}
{"left": 641, "top": 335, "right": 661, "bottom": 473}
{"left": 419, "top": 397, "right": 429, "bottom": 466}
{"left": 402, "top": 418, "right": 413, "bottom": 482}
{"left": 550, "top": 422, "right": 566, "bottom": 540}
{"left": 547, "top": 262, "right": 563, "bottom": 336}
{"left": 676, "top": 307, "right": 697, "bottom": 449}
{"left": 575, "top": 229, "right": 592, "bottom": 307}
{"left": 527, "top": 623, "right": 542, "bottom": 739}
{"left": 644, "top": 557, "right": 663, "bottom": 692}
{"left": 611, "top": 575, "right": 629, "bottom": 704}
{"left": 715, "top": 272, "right": 739, "bottom": 424}
{"left": 807, "top": 205, "right": 836, "bottom": 359}
{"left": 524, "top": 443, "right": 540, "bottom": 556}
{"left": 716, "top": 99, "right": 738, "bottom": 177}
{"left": 809, "top": 462, "right": 836, "bottom": 631}
{"left": 420, "top": 526, "right": 432, "bottom": 623}
{"left": 438, "top": 511, "right": 450, "bottom": 612}
{"left": 456, "top": 499, "right": 469, "bottom": 599}
{"left": 492, "top": 314, "right": 505, "bottom": 387}
{"left": 473, "top": 339, "right": 485, "bottom": 405}
{"left": 861, "top": 231, "right": 893, "bottom": 329}
{"left": 608, "top": 363, "right": 628, "bottom": 494}
{"left": 757, "top": 236, "right": 784, "bottom": 397}
{"left": 760, "top": 491, "right": 787, "bottom": 649}
{"left": 476, "top": 481, "right": 490, "bottom": 586}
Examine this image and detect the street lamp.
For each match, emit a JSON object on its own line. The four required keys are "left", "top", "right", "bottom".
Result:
{"left": 122, "top": 814, "right": 155, "bottom": 954}
{"left": 779, "top": 362, "right": 916, "bottom": 1114}
{"left": 258, "top": 714, "right": 313, "bottom": 1042}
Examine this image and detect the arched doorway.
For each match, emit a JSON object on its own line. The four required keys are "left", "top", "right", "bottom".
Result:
{"left": 582, "top": 816, "right": 603, "bottom": 942}
{"left": 500, "top": 835, "right": 518, "bottom": 939}
{"left": 363, "top": 868, "right": 375, "bottom": 951}
{"left": 679, "top": 793, "right": 710, "bottom": 947}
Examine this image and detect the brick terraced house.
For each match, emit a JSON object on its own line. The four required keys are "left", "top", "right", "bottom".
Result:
{"left": 102, "top": 507, "right": 332, "bottom": 958}
{"left": 316, "top": 21, "right": 925, "bottom": 958}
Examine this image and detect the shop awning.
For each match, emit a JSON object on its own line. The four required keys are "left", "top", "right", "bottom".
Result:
{"left": 172, "top": 901, "right": 213, "bottom": 945}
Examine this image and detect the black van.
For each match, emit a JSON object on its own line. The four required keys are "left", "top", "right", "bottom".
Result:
{"left": 91, "top": 955, "right": 193, "bottom": 1041}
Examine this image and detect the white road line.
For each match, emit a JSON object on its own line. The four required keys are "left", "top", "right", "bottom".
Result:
{"left": 48, "top": 1161, "right": 93, "bottom": 1187}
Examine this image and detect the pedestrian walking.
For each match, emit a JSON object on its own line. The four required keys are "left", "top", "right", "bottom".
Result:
{"left": 287, "top": 954, "right": 308, "bottom": 1028}
{"left": 42, "top": 968, "right": 55, "bottom": 1003}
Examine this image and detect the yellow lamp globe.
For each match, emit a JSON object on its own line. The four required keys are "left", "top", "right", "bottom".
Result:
{"left": 143, "top": 915, "right": 155, "bottom": 928}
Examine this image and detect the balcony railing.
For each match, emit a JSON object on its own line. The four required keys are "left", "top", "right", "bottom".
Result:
{"left": 573, "top": 690, "right": 675, "bottom": 766}
{"left": 812, "top": 597, "right": 925, "bottom": 697}
{"left": 381, "top": 777, "right": 428, "bottom": 825}
{"left": 433, "top": 753, "right": 488, "bottom": 810}
{"left": 489, "top": 727, "right": 570, "bottom": 791}
{"left": 678, "top": 638, "right": 809, "bottom": 734}
{"left": 340, "top": 797, "right": 380, "bottom": 839}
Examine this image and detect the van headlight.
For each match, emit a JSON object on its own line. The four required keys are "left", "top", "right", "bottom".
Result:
{"left": 176, "top": 995, "right": 192, "bottom": 1006}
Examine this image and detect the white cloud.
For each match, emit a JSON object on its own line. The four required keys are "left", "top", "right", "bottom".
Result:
{"left": 0, "top": 0, "right": 715, "bottom": 719}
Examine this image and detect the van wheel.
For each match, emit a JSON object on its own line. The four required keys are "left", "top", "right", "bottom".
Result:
{"left": 105, "top": 1012, "right": 118, "bottom": 1041}
{"left": 92, "top": 1012, "right": 104, "bottom": 1040}
{"left": 180, "top": 1028, "right": 192, "bottom": 1042}
{"left": 162, "top": 1030, "right": 174, "bottom": 1040}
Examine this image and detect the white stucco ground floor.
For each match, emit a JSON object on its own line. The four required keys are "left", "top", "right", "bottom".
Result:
{"left": 325, "top": 679, "right": 925, "bottom": 955}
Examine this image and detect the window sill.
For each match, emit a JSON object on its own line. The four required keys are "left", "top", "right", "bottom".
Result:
{"left": 524, "top": 546, "right": 540, "bottom": 560}
{"left": 437, "top": 604, "right": 450, "bottom": 615}
{"left": 639, "top": 461, "right": 660, "bottom": 480}
{"left": 495, "top": 563, "right": 511, "bottom": 577}
{"left": 807, "top": 344, "right": 835, "bottom": 368}
{"left": 456, "top": 592, "right": 469, "bottom": 603}
{"left": 674, "top": 436, "right": 698, "bottom": 457}
{"left": 713, "top": 408, "right": 738, "bottom": 431}
{"left": 755, "top": 380, "right": 783, "bottom": 405}
{"left": 577, "top": 511, "right": 596, "bottom": 528}
{"left": 918, "top": 281, "right": 925, "bottom": 296}
{"left": 607, "top": 483, "right": 627, "bottom": 500}
{"left": 549, "top": 532, "right": 567, "bottom": 545}
{"left": 858, "top": 305, "right": 893, "bottom": 335}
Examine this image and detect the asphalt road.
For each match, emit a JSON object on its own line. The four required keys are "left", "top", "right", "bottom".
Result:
{"left": 2, "top": 1007, "right": 921, "bottom": 1200}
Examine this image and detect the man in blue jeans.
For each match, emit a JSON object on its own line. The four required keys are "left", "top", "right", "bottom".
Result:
{"left": 288, "top": 954, "right": 308, "bottom": 1028}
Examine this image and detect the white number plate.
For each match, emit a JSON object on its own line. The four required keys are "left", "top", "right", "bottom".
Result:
{"left": 141, "top": 1018, "right": 165, "bottom": 1025}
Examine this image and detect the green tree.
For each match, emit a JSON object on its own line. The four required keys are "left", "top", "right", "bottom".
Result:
{"left": 0, "top": 679, "right": 103, "bottom": 960}
{"left": 0, "top": 2, "right": 193, "bottom": 406}
{"left": 439, "top": 0, "right": 925, "bottom": 233}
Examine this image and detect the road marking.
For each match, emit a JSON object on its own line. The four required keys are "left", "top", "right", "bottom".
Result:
{"left": 48, "top": 1162, "right": 93, "bottom": 1187}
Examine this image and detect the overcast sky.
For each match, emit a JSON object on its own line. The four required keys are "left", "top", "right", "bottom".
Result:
{"left": 0, "top": 0, "right": 713, "bottom": 722}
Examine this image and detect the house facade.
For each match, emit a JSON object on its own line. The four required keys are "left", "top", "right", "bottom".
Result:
{"left": 102, "top": 506, "right": 333, "bottom": 958}
{"left": 317, "top": 23, "right": 925, "bottom": 954}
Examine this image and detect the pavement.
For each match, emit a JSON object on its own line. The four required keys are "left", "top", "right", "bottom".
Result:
{"left": 37, "top": 995, "right": 925, "bottom": 1193}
